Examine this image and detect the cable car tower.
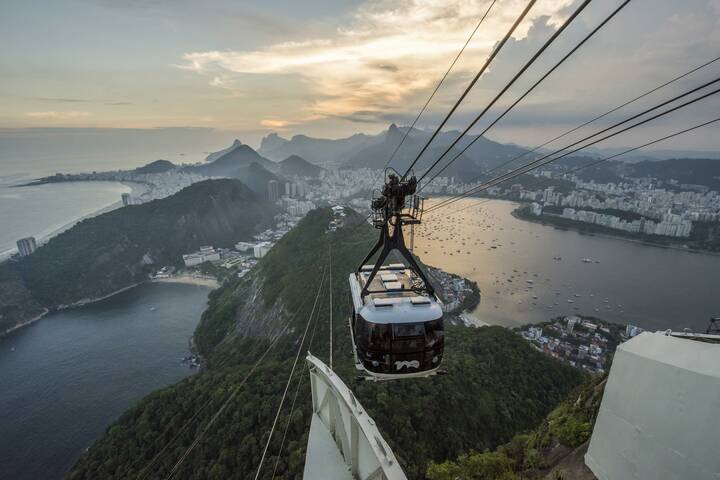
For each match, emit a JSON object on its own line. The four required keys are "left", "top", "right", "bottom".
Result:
{"left": 348, "top": 170, "right": 444, "bottom": 380}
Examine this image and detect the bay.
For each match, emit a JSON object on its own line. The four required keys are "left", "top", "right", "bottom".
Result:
{"left": 415, "top": 198, "right": 719, "bottom": 332}
{"left": 0, "top": 282, "right": 210, "bottom": 480}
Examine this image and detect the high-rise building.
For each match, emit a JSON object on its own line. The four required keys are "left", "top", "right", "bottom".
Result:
{"left": 121, "top": 193, "right": 131, "bottom": 206}
{"left": 16, "top": 237, "right": 37, "bottom": 257}
{"left": 267, "top": 180, "right": 279, "bottom": 202}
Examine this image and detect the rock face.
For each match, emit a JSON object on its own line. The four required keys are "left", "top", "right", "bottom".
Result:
{"left": 0, "top": 179, "right": 277, "bottom": 335}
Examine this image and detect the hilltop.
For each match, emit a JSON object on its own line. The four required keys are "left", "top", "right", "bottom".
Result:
{"left": 133, "top": 159, "right": 176, "bottom": 175}
{"left": 66, "top": 207, "right": 584, "bottom": 480}
{"left": 190, "top": 143, "right": 276, "bottom": 177}
{"left": 277, "top": 154, "right": 323, "bottom": 177}
{"left": 0, "top": 179, "right": 277, "bottom": 334}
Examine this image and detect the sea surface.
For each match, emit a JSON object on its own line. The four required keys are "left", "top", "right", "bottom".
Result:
{"left": 0, "top": 127, "right": 240, "bottom": 256}
{"left": 0, "top": 181, "right": 131, "bottom": 257}
{"left": 0, "top": 282, "right": 210, "bottom": 480}
{"left": 415, "top": 198, "right": 719, "bottom": 333}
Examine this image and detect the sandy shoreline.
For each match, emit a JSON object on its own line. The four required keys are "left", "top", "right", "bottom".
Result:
{"left": 0, "top": 181, "right": 146, "bottom": 260}
{"left": 151, "top": 274, "right": 220, "bottom": 289}
{"left": 1, "top": 275, "right": 218, "bottom": 338}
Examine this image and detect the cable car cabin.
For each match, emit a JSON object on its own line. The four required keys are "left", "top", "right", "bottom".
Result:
{"left": 348, "top": 263, "right": 444, "bottom": 380}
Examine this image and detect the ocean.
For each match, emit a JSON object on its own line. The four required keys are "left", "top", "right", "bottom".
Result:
{"left": 0, "top": 127, "right": 238, "bottom": 256}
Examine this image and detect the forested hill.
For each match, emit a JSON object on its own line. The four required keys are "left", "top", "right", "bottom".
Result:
{"left": 0, "top": 179, "right": 277, "bottom": 334}
{"left": 66, "top": 207, "right": 584, "bottom": 480}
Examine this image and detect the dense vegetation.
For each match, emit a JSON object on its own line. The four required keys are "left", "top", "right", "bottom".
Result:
{"left": 67, "top": 207, "right": 585, "bottom": 479}
{"left": 427, "top": 375, "right": 606, "bottom": 480}
{"left": 0, "top": 179, "right": 276, "bottom": 333}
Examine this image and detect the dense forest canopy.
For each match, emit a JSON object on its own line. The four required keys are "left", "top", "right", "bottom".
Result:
{"left": 67, "top": 208, "right": 584, "bottom": 479}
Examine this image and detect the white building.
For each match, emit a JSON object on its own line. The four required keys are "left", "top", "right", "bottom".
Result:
{"left": 16, "top": 236, "right": 37, "bottom": 257}
{"left": 253, "top": 242, "right": 273, "bottom": 258}
{"left": 182, "top": 246, "right": 220, "bottom": 267}
{"left": 234, "top": 241, "right": 254, "bottom": 252}
{"left": 586, "top": 331, "right": 720, "bottom": 480}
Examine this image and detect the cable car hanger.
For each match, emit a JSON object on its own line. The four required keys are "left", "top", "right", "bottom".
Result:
{"left": 357, "top": 168, "right": 435, "bottom": 298}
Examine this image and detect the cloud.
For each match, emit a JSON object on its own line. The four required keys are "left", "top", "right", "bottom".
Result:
{"left": 25, "top": 111, "right": 91, "bottom": 119}
{"left": 260, "top": 119, "right": 293, "bottom": 128}
{"left": 31, "top": 97, "right": 93, "bottom": 104}
{"left": 179, "top": 0, "right": 575, "bottom": 124}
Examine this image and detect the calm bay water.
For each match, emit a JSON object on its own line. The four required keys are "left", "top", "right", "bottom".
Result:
{"left": 0, "top": 181, "right": 131, "bottom": 257}
{"left": 416, "top": 198, "right": 720, "bottom": 332}
{"left": 0, "top": 283, "right": 210, "bottom": 480}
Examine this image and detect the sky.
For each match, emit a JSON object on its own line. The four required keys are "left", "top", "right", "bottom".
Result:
{"left": 1, "top": 0, "right": 720, "bottom": 151}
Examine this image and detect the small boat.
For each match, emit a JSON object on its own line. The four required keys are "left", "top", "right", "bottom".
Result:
{"left": 150, "top": 306, "right": 157, "bottom": 311}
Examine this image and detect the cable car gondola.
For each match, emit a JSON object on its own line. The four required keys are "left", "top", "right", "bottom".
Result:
{"left": 348, "top": 171, "right": 444, "bottom": 380}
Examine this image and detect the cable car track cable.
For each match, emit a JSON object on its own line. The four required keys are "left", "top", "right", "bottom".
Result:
{"left": 380, "top": 0, "right": 497, "bottom": 175}
{"left": 400, "top": 0, "right": 539, "bottom": 180}
{"left": 421, "top": 53, "right": 720, "bottom": 197}
{"left": 439, "top": 117, "right": 720, "bottom": 214}
{"left": 426, "top": 84, "right": 720, "bottom": 213}
{"left": 253, "top": 266, "right": 328, "bottom": 480}
{"left": 417, "top": 0, "right": 633, "bottom": 189}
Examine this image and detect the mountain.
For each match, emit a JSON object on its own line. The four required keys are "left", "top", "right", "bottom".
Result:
{"left": 626, "top": 158, "right": 720, "bottom": 190}
{"left": 204, "top": 139, "right": 243, "bottom": 163}
{"left": 259, "top": 131, "right": 379, "bottom": 167}
{"left": 257, "top": 125, "right": 528, "bottom": 178}
{"left": 133, "top": 159, "right": 176, "bottom": 175}
{"left": 344, "top": 124, "right": 528, "bottom": 181}
{"left": 277, "top": 154, "right": 323, "bottom": 177}
{"left": 230, "top": 162, "right": 283, "bottom": 196}
{"left": 0, "top": 179, "right": 277, "bottom": 334}
{"left": 66, "top": 207, "right": 584, "bottom": 480}
{"left": 191, "top": 144, "right": 276, "bottom": 177}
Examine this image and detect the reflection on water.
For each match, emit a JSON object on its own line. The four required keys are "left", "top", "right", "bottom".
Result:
{"left": 415, "top": 198, "right": 719, "bottom": 332}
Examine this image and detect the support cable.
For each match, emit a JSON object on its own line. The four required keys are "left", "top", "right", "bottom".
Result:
{"left": 329, "top": 241, "right": 333, "bottom": 369}
{"left": 422, "top": 53, "right": 720, "bottom": 195}
{"left": 418, "top": 0, "right": 632, "bottom": 189}
{"left": 160, "top": 325, "right": 291, "bottom": 480}
{"left": 380, "top": 0, "right": 497, "bottom": 174}
{"left": 427, "top": 114, "right": 720, "bottom": 216}
{"left": 401, "top": 0, "right": 539, "bottom": 179}
{"left": 426, "top": 85, "right": 720, "bottom": 213}
{"left": 252, "top": 266, "right": 328, "bottom": 480}
{"left": 268, "top": 269, "right": 330, "bottom": 479}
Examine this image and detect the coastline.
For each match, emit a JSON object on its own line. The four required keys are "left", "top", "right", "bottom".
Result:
{"left": 511, "top": 208, "right": 720, "bottom": 257}
{"left": 151, "top": 274, "right": 220, "bottom": 289}
{"left": 1, "top": 275, "right": 218, "bottom": 338}
{"left": 0, "top": 181, "right": 146, "bottom": 261}
{"left": 1, "top": 308, "right": 49, "bottom": 337}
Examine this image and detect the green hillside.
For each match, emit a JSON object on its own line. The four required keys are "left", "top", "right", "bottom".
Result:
{"left": 0, "top": 179, "right": 277, "bottom": 333}
{"left": 66, "top": 207, "right": 584, "bottom": 479}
